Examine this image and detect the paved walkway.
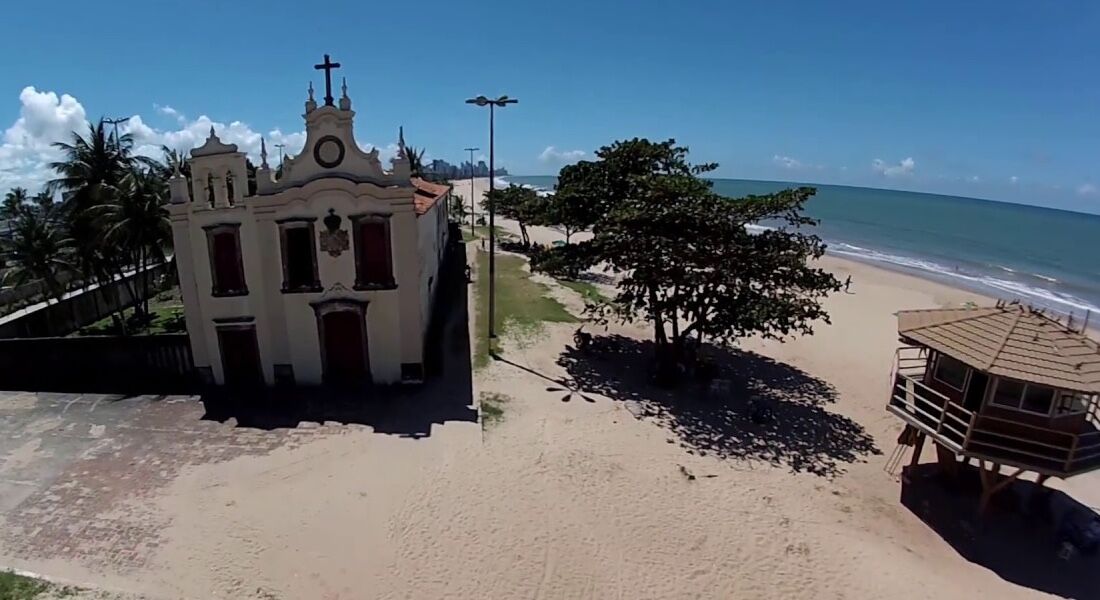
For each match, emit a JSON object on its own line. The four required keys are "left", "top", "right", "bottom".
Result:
{"left": 0, "top": 392, "right": 326, "bottom": 575}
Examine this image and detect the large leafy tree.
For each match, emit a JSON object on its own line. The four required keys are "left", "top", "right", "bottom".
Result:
{"left": 537, "top": 138, "right": 840, "bottom": 381}
{"left": 485, "top": 184, "right": 546, "bottom": 247}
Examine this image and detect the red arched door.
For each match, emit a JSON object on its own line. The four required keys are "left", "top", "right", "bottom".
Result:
{"left": 319, "top": 308, "right": 370, "bottom": 385}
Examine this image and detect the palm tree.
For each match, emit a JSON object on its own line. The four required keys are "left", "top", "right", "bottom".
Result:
{"left": 47, "top": 119, "right": 145, "bottom": 329}
{"left": 2, "top": 187, "right": 29, "bottom": 220}
{"left": 89, "top": 168, "right": 171, "bottom": 320}
{"left": 404, "top": 145, "right": 426, "bottom": 176}
{"left": 0, "top": 203, "right": 72, "bottom": 310}
{"left": 153, "top": 145, "right": 190, "bottom": 181}
{"left": 31, "top": 190, "right": 55, "bottom": 215}
{"left": 47, "top": 120, "right": 133, "bottom": 205}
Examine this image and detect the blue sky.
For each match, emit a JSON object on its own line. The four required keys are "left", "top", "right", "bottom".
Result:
{"left": 1, "top": 0, "right": 1097, "bottom": 213}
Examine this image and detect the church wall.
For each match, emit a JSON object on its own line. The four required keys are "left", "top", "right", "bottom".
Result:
{"left": 393, "top": 210, "right": 425, "bottom": 372}
{"left": 417, "top": 192, "right": 450, "bottom": 341}
{"left": 260, "top": 184, "right": 416, "bottom": 385}
{"left": 181, "top": 205, "right": 278, "bottom": 385}
{"left": 170, "top": 218, "right": 210, "bottom": 372}
{"left": 167, "top": 79, "right": 436, "bottom": 389}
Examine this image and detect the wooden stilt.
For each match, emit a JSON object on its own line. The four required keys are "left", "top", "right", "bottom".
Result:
{"left": 1036, "top": 474, "right": 1050, "bottom": 488}
{"left": 978, "top": 463, "right": 1024, "bottom": 515}
{"left": 934, "top": 442, "right": 958, "bottom": 477}
{"left": 909, "top": 432, "right": 927, "bottom": 467}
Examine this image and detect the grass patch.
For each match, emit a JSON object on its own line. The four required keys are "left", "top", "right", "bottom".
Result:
{"left": 473, "top": 250, "right": 578, "bottom": 369}
{"left": 557, "top": 278, "right": 609, "bottom": 305}
{"left": 479, "top": 391, "right": 512, "bottom": 428}
{"left": 461, "top": 225, "right": 510, "bottom": 243}
{"left": 0, "top": 571, "right": 53, "bottom": 599}
{"left": 75, "top": 286, "right": 186, "bottom": 336}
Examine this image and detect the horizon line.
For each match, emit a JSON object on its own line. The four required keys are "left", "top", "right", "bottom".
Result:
{"left": 503, "top": 174, "right": 1100, "bottom": 219}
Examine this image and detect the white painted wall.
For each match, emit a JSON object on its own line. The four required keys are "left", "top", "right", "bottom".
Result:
{"left": 168, "top": 98, "right": 440, "bottom": 387}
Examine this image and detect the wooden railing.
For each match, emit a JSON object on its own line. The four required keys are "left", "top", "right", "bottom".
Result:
{"left": 887, "top": 348, "right": 1100, "bottom": 475}
{"left": 889, "top": 367, "right": 973, "bottom": 451}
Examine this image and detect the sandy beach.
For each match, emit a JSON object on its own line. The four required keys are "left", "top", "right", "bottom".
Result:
{"left": 3, "top": 178, "right": 1098, "bottom": 599}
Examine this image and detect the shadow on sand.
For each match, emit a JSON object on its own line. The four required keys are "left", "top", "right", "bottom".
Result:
{"left": 555, "top": 334, "right": 879, "bottom": 477}
{"left": 200, "top": 236, "right": 477, "bottom": 436}
{"left": 902, "top": 462, "right": 1099, "bottom": 599}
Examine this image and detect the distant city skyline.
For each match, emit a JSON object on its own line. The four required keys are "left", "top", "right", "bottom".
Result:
{"left": 0, "top": 0, "right": 1096, "bottom": 214}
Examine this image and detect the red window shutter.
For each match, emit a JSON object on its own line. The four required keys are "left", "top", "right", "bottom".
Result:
{"left": 213, "top": 232, "right": 243, "bottom": 292}
{"left": 358, "top": 221, "right": 391, "bottom": 285}
{"left": 284, "top": 226, "right": 316, "bottom": 288}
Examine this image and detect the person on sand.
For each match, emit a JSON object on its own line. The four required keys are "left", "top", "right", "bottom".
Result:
{"left": 844, "top": 275, "right": 852, "bottom": 293}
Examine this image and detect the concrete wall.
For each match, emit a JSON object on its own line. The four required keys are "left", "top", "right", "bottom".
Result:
{"left": 0, "top": 262, "right": 174, "bottom": 339}
{"left": 0, "top": 271, "right": 80, "bottom": 309}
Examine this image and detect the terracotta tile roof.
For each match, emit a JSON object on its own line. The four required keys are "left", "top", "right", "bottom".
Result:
{"left": 411, "top": 177, "right": 450, "bottom": 216}
{"left": 898, "top": 305, "right": 1100, "bottom": 393}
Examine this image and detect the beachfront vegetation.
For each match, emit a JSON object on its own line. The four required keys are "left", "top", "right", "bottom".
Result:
{"left": 403, "top": 144, "right": 426, "bottom": 176}
{"left": 531, "top": 138, "right": 841, "bottom": 383}
{"left": 450, "top": 192, "right": 468, "bottom": 226}
{"left": 484, "top": 184, "right": 544, "bottom": 247}
{"left": 479, "top": 391, "right": 511, "bottom": 429}
{"left": 485, "top": 182, "right": 592, "bottom": 247}
{"left": 473, "top": 249, "right": 578, "bottom": 368}
{"left": 0, "top": 119, "right": 176, "bottom": 332}
{"left": 0, "top": 570, "right": 80, "bottom": 599}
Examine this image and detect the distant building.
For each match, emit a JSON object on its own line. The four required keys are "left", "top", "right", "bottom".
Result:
{"left": 421, "top": 158, "right": 507, "bottom": 180}
{"left": 167, "top": 62, "right": 451, "bottom": 388}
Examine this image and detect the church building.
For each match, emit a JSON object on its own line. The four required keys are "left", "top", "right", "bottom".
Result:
{"left": 167, "top": 57, "right": 451, "bottom": 387}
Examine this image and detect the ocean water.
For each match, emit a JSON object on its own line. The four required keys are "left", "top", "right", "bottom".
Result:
{"left": 503, "top": 176, "right": 1100, "bottom": 319}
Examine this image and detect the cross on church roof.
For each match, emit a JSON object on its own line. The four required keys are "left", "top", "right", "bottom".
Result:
{"left": 313, "top": 54, "right": 341, "bottom": 106}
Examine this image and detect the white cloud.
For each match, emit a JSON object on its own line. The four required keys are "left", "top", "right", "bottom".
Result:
{"left": 538, "top": 146, "right": 585, "bottom": 164}
{"left": 154, "top": 103, "right": 186, "bottom": 124}
{"left": 967, "top": 175, "right": 981, "bottom": 183}
{"left": 1009, "top": 176, "right": 1019, "bottom": 184}
{"left": 0, "top": 86, "right": 88, "bottom": 192}
{"left": 871, "top": 156, "right": 915, "bottom": 177}
{"left": 0, "top": 87, "right": 403, "bottom": 193}
{"left": 1078, "top": 183, "right": 1098, "bottom": 197}
{"left": 772, "top": 154, "right": 802, "bottom": 169}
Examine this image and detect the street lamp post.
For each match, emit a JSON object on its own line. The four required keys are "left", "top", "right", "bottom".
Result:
{"left": 463, "top": 146, "right": 479, "bottom": 237}
{"left": 103, "top": 116, "right": 131, "bottom": 151}
{"left": 465, "top": 95, "right": 517, "bottom": 340}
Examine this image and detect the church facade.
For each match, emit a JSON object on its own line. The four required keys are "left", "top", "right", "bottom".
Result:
{"left": 168, "top": 63, "right": 451, "bottom": 387}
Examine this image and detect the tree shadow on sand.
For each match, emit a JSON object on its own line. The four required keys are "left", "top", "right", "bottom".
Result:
{"left": 556, "top": 334, "right": 880, "bottom": 477}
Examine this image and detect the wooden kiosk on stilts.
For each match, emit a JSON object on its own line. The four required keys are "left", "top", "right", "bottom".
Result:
{"left": 886, "top": 303, "right": 1100, "bottom": 513}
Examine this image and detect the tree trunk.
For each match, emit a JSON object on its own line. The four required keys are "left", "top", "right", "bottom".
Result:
{"left": 105, "top": 266, "right": 130, "bottom": 336}
{"left": 650, "top": 288, "right": 676, "bottom": 387}
{"left": 140, "top": 247, "right": 151, "bottom": 318}
{"left": 519, "top": 223, "right": 530, "bottom": 247}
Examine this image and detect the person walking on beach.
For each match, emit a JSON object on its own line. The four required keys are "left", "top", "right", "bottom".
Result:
{"left": 844, "top": 275, "right": 852, "bottom": 293}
